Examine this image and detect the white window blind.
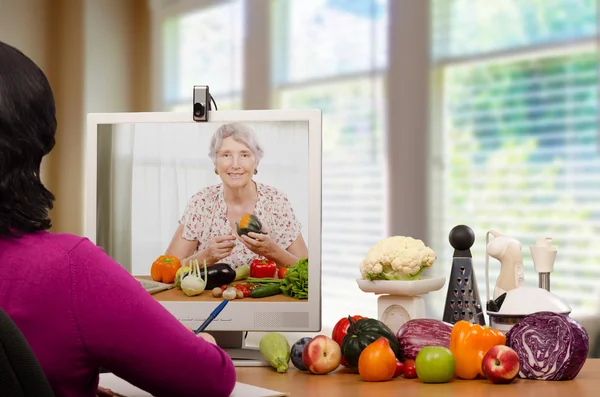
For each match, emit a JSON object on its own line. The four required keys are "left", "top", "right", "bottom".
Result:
{"left": 160, "top": 0, "right": 244, "bottom": 110}
{"left": 271, "top": 0, "right": 389, "bottom": 333}
{"left": 428, "top": 0, "right": 599, "bottom": 320}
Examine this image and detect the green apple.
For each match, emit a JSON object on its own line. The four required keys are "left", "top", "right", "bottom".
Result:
{"left": 415, "top": 346, "right": 455, "bottom": 383}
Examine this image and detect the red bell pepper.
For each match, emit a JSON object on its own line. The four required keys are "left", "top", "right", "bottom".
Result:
{"left": 332, "top": 315, "right": 367, "bottom": 367}
{"left": 249, "top": 258, "right": 277, "bottom": 278}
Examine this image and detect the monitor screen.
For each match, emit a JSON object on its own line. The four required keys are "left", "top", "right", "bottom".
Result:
{"left": 84, "top": 110, "right": 322, "bottom": 340}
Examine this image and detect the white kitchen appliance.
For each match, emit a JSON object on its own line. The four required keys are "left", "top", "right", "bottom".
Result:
{"left": 485, "top": 231, "right": 570, "bottom": 332}
{"left": 530, "top": 236, "right": 557, "bottom": 291}
{"left": 356, "top": 277, "right": 446, "bottom": 335}
{"left": 484, "top": 230, "right": 525, "bottom": 301}
{"left": 487, "top": 286, "right": 571, "bottom": 332}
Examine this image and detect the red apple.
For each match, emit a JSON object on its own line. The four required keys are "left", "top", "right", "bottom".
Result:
{"left": 481, "top": 345, "right": 520, "bottom": 384}
{"left": 302, "top": 335, "right": 342, "bottom": 374}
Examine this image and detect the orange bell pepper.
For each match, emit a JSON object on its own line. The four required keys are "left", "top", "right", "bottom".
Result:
{"left": 449, "top": 320, "right": 506, "bottom": 380}
{"left": 150, "top": 255, "right": 181, "bottom": 284}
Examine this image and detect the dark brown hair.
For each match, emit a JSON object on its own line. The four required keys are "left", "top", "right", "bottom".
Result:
{"left": 0, "top": 41, "right": 56, "bottom": 237}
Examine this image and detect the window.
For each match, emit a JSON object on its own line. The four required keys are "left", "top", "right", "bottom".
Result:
{"left": 271, "top": 0, "right": 389, "bottom": 333}
{"left": 160, "top": 0, "right": 244, "bottom": 110}
{"left": 428, "top": 0, "right": 599, "bottom": 319}
{"left": 154, "top": 0, "right": 600, "bottom": 337}
{"left": 153, "top": 0, "right": 390, "bottom": 337}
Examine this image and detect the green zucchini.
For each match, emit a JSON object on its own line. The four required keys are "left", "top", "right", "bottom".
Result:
{"left": 259, "top": 332, "right": 290, "bottom": 373}
{"left": 235, "top": 264, "right": 250, "bottom": 281}
{"left": 250, "top": 283, "right": 282, "bottom": 298}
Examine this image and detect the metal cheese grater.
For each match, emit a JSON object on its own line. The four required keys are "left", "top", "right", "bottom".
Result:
{"left": 442, "top": 225, "right": 486, "bottom": 326}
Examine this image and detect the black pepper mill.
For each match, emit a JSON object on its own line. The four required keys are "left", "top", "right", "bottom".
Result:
{"left": 442, "top": 225, "right": 486, "bottom": 325}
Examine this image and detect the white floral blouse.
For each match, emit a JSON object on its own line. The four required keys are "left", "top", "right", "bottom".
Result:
{"left": 179, "top": 182, "right": 302, "bottom": 269}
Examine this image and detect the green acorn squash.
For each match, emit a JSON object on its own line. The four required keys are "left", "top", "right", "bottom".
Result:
{"left": 236, "top": 213, "right": 263, "bottom": 237}
{"left": 340, "top": 316, "right": 401, "bottom": 369}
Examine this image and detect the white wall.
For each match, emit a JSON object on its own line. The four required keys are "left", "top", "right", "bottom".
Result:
{"left": 0, "top": 0, "right": 51, "bottom": 69}
{"left": 84, "top": 0, "right": 137, "bottom": 114}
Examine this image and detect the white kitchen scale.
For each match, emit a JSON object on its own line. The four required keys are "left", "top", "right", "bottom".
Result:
{"left": 356, "top": 277, "right": 446, "bottom": 334}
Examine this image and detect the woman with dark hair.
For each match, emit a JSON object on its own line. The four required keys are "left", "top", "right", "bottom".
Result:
{"left": 0, "top": 42, "right": 236, "bottom": 397}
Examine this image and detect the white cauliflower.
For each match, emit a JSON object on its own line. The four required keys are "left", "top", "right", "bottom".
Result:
{"left": 360, "top": 236, "right": 436, "bottom": 281}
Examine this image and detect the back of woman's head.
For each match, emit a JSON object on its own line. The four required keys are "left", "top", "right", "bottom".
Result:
{"left": 0, "top": 41, "right": 56, "bottom": 237}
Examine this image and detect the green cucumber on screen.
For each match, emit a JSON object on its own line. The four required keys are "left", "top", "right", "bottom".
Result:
{"left": 250, "top": 283, "right": 282, "bottom": 298}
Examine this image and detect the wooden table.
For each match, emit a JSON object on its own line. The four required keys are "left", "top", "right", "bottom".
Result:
{"left": 235, "top": 359, "right": 600, "bottom": 397}
{"left": 135, "top": 276, "right": 303, "bottom": 303}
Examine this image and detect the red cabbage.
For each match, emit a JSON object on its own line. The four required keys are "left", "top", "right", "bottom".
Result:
{"left": 506, "top": 311, "right": 588, "bottom": 381}
{"left": 396, "top": 319, "right": 452, "bottom": 361}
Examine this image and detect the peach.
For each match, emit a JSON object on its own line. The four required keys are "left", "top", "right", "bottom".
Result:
{"left": 482, "top": 345, "right": 520, "bottom": 384}
{"left": 301, "top": 335, "right": 341, "bottom": 375}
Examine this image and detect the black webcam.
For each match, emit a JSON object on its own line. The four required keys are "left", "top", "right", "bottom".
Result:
{"left": 193, "top": 85, "right": 211, "bottom": 122}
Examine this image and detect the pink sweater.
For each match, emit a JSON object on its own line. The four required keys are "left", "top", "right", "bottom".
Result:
{"left": 0, "top": 231, "right": 236, "bottom": 397}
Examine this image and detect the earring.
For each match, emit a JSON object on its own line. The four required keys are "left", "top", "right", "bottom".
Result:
{"left": 253, "top": 168, "right": 258, "bottom": 175}
{"left": 214, "top": 169, "right": 218, "bottom": 175}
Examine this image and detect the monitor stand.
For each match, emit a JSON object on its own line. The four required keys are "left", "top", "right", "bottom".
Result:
{"left": 210, "top": 331, "right": 270, "bottom": 367}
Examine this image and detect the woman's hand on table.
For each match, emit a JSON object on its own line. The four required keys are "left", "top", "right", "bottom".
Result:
{"left": 96, "top": 386, "right": 115, "bottom": 397}
{"left": 184, "top": 325, "right": 217, "bottom": 345}
{"left": 198, "top": 333, "right": 217, "bottom": 345}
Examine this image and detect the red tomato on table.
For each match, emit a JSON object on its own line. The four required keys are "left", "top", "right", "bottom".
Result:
{"left": 393, "top": 360, "right": 404, "bottom": 378}
{"left": 277, "top": 266, "right": 289, "bottom": 279}
{"left": 403, "top": 359, "right": 417, "bottom": 379}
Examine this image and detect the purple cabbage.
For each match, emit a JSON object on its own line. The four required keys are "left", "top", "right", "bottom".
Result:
{"left": 396, "top": 319, "right": 452, "bottom": 361}
{"left": 506, "top": 311, "right": 589, "bottom": 381}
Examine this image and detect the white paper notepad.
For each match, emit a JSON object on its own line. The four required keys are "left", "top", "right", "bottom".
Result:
{"left": 99, "top": 373, "right": 289, "bottom": 397}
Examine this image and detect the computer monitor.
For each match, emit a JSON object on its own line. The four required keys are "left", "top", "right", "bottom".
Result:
{"left": 84, "top": 109, "right": 322, "bottom": 364}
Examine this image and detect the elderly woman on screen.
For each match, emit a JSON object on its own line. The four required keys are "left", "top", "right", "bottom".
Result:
{"left": 166, "top": 123, "right": 308, "bottom": 269}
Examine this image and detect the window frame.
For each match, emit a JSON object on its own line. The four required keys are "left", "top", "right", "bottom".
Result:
{"left": 427, "top": 3, "right": 599, "bottom": 321}
{"left": 149, "top": 0, "right": 598, "bottom": 325}
{"left": 149, "top": 0, "right": 244, "bottom": 111}
{"left": 148, "top": 1, "right": 431, "bottom": 330}
{"left": 150, "top": 0, "right": 598, "bottom": 239}
{"left": 150, "top": 0, "right": 430, "bottom": 238}
{"left": 427, "top": 22, "right": 599, "bottom": 260}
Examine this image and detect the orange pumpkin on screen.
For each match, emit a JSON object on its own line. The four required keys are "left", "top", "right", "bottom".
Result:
{"left": 150, "top": 255, "right": 181, "bottom": 284}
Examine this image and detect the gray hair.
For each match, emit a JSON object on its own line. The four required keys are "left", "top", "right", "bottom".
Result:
{"left": 208, "top": 123, "right": 264, "bottom": 164}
